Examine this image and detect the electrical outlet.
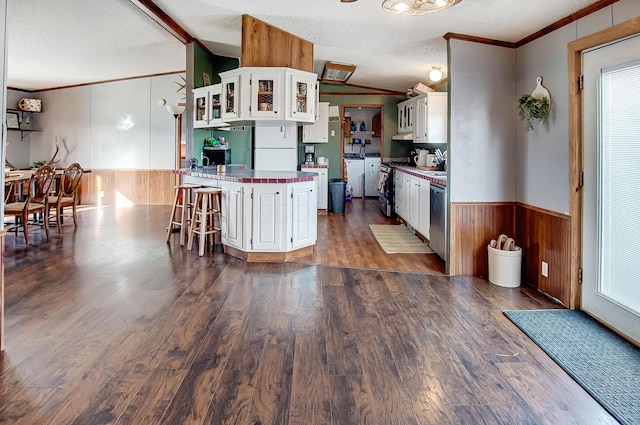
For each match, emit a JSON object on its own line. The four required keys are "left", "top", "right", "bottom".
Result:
{"left": 541, "top": 261, "right": 549, "bottom": 277}
{"left": 99, "top": 190, "right": 105, "bottom": 198}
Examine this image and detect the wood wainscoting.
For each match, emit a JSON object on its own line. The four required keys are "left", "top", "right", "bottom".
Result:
{"left": 515, "top": 203, "right": 571, "bottom": 306}
{"left": 450, "top": 202, "right": 571, "bottom": 307}
{"left": 77, "top": 169, "right": 175, "bottom": 206}
{"left": 449, "top": 202, "right": 516, "bottom": 278}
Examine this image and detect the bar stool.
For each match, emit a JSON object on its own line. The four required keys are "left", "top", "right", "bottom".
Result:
{"left": 187, "top": 187, "right": 222, "bottom": 256}
{"left": 166, "top": 183, "right": 201, "bottom": 246}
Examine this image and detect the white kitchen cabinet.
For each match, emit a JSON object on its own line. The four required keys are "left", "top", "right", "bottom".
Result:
{"left": 397, "top": 98, "right": 415, "bottom": 134}
{"left": 221, "top": 182, "right": 245, "bottom": 250}
{"left": 413, "top": 92, "right": 448, "bottom": 144}
{"left": 219, "top": 67, "right": 317, "bottom": 125}
{"left": 192, "top": 84, "right": 227, "bottom": 128}
{"left": 290, "top": 182, "right": 318, "bottom": 249}
{"left": 183, "top": 177, "right": 317, "bottom": 255}
{"left": 394, "top": 170, "right": 431, "bottom": 238}
{"left": 305, "top": 167, "right": 328, "bottom": 209}
{"left": 364, "top": 157, "right": 381, "bottom": 197}
{"left": 303, "top": 102, "right": 329, "bottom": 143}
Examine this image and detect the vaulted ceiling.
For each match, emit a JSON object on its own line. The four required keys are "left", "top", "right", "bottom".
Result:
{"left": 6, "top": 0, "right": 604, "bottom": 92}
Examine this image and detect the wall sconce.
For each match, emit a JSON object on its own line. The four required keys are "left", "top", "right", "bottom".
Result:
{"left": 429, "top": 67, "right": 443, "bottom": 82}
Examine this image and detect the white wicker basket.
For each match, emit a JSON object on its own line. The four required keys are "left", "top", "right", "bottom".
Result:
{"left": 18, "top": 98, "right": 42, "bottom": 112}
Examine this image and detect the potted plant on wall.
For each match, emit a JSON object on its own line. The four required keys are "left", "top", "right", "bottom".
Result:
{"left": 517, "top": 77, "right": 551, "bottom": 132}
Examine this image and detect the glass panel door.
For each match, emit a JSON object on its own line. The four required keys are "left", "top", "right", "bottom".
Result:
{"left": 582, "top": 35, "right": 640, "bottom": 344}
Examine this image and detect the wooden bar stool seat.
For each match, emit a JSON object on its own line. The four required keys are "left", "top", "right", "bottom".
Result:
{"left": 187, "top": 187, "right": 222, "bottom": 256}
{"left": 166, "top": 183, "right": 201, "bottom": 246}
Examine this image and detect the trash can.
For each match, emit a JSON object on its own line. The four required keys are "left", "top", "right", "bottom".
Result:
{"left": 487, "top": 244, "right": 522, "bottom": 288}
{"left": 329, "top": 178, "right": 346, "bottom": 214}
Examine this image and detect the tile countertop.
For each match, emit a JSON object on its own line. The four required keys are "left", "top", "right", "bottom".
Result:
{"left": 175, "top": 167, "right": 316, "bottom": 183}
{"left": 394, "top": 166, "right": 447, "bottom": 187}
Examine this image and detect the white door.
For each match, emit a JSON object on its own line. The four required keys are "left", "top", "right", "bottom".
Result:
{"left": 582, "top": 35, "right": 640, "bottom": 343}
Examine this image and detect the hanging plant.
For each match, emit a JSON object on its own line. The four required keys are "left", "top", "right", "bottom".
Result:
{"left": 517, "top": 76, "right": 551, "bottom": 132}
{"left": 517, "top": 94, "right": 550, "bottom": 132}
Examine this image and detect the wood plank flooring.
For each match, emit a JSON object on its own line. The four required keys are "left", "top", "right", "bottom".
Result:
{"left": 0, "top": 202, "right": 618, "bottom": 424}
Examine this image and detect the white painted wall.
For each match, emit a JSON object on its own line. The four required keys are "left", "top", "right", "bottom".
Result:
{"left": 448, "top": 40, "right": 516, "bottom": 203}
{"left": 6, "top": 73, "right": 184, "bottom": 170}
{"left": 515, "top": 0, "right": 640, "bottom": 214}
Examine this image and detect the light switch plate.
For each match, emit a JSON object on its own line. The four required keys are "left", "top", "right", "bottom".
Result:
{"left": 330, "top": 129, "right": 336, "bottom": 136}
{"left": 541, "top": 261, "right": 549, "bottom": 277}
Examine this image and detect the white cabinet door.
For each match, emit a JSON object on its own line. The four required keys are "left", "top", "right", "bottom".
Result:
{"left": 288, "top": 71, "right": 317, "bottom": 122}
{"left": 207, "top": 84, "right": 225, "bottom": 127}
{"left": 394, "top": 171, "right": 404, "bottom": 216}
{"left": 193, "top": 86, "right": 209, "bottom": 128}
{"left": 403, "top": 174, "right": 412, "bottom": 222}
{"left": 418, "top": 179, "right": 430, "bottom": 238}
{"left": 250, "top": 70, "right": 284, "bottom": 119}
{"left": 306, "top": 168, "right": 328, "bottom": 209}
{"left": 303, "top": 102, "right": 329, "bottom": 143}
{"left": 221, "top": 73, "right": 241, "bottom": 121}
{"left": 414, "top": 96, "right": 427, "bottom": 143}
{"left": 413, "top": 92, "right": 448, "bottom": 144}
{"left": 409, "top": 176, "right": 420, "bottom": 228}
{"left": 251, "top": 185, "right": 285, "bottom": 251}
{"left": 290, "top": 182, "right": 317, "bottom": 250}
{"left": 221, "top": 183, "right": 244, "bottom": 249}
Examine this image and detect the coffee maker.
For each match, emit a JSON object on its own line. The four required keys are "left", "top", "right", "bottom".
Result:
{"left": 304, "top": 145, "right": 315, "bottom": 165}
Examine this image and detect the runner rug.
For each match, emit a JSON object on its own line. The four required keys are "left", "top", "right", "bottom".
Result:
{"left": 504, "top": 309, "right": 640, "bottom": 425}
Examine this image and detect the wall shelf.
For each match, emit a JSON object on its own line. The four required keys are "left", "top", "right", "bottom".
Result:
{"left": 6, "top": 108, "right": 41, "bottom": 140}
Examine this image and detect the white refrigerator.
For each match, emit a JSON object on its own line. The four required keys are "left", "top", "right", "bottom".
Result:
{"left": 253, "top": 125, "right": 298, "bottom": 171}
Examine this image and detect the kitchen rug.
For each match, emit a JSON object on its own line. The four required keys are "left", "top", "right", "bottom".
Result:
{"left": 504, "top": 309, "right": 640, "bottom": 425}
{"left": 369, "top": 224, "right": 434, "bottom": 254}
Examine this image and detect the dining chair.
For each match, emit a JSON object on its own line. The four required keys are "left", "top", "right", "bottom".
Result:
{"left": 4, "top": 165, "right": 56, "bottom": 244}
{"left": 46, "top": 163, "right": 83, "bottom": 232}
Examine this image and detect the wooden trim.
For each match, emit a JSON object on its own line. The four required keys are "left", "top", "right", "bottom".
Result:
{"left": 567, "top": 16, "right": 640, "bottom": 309}
{"left": 33, "top": 70, "right": 186, "bottom": 93}
{"left": 130, "top": 0, "right": 193, "bottom": 43}
{"left": 443, "top": 33, "right": 517, "bottom": 49}
{"left": 444, "top": 0, "right": 622, "bottom": 50}
{"left": 514, "top": 201, "right": 570, "bottom": 220}
{"left": 516, "top": 0, "right": 621, "bottom": 47}
{"left": 223, "top": 245, "right": 314, "bottom": 262}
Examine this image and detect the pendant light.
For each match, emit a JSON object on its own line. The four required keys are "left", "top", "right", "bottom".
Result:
{"left": 382, "top": 0, "right": 461, "bottom": 16}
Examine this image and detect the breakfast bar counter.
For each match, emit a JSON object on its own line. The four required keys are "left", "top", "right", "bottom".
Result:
{"left": 177, "top": 168, "right": 317, "bottom": 262}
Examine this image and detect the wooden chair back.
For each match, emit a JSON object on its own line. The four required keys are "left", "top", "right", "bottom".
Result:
{"left": 30, "top": 165, "right": 55, "bottom": 204}
{"left": 60, "top": 163, "right": 83, "bottom": 197}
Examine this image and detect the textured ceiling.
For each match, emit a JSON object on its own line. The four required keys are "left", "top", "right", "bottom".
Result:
{"left": 6, "top": 0, "right": 602, "bottom": 92}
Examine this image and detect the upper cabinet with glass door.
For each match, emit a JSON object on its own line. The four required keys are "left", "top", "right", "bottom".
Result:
{"left": 192, "top": 84, "right": 228, "bottom": 128}
{"left": 219, "top": 67, "right": 318, "bottom": 125}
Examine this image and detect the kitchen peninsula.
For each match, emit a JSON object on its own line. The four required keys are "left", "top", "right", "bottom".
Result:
{"left": 177, "top": 167, "right": 318, "bottom": 262}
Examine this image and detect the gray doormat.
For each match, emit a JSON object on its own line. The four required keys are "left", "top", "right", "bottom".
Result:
{"left": 504, "top": 309, "right": 640, "bottom": 425}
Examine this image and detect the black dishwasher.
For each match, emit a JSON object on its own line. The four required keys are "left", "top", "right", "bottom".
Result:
{"left": 429, "top": 183, "right": 447, "bottom": 260}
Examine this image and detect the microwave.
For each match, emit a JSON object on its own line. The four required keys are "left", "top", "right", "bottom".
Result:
{"left": 202, "top": 147, "right": 231, "bottom": 166}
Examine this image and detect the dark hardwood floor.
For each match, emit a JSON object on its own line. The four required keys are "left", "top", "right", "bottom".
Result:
{"left": 0, "top": 202, "right": 618, "bottom": 424}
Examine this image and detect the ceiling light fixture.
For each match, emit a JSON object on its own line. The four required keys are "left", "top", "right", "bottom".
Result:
{"left": 429, "top": 67, "right": 443, "bottom": 82}
{"left": 321, "top": 61, "right": 357, "bottom": 83}
{"left": 382, "top": 0, "right": 461, "bottom": 16}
